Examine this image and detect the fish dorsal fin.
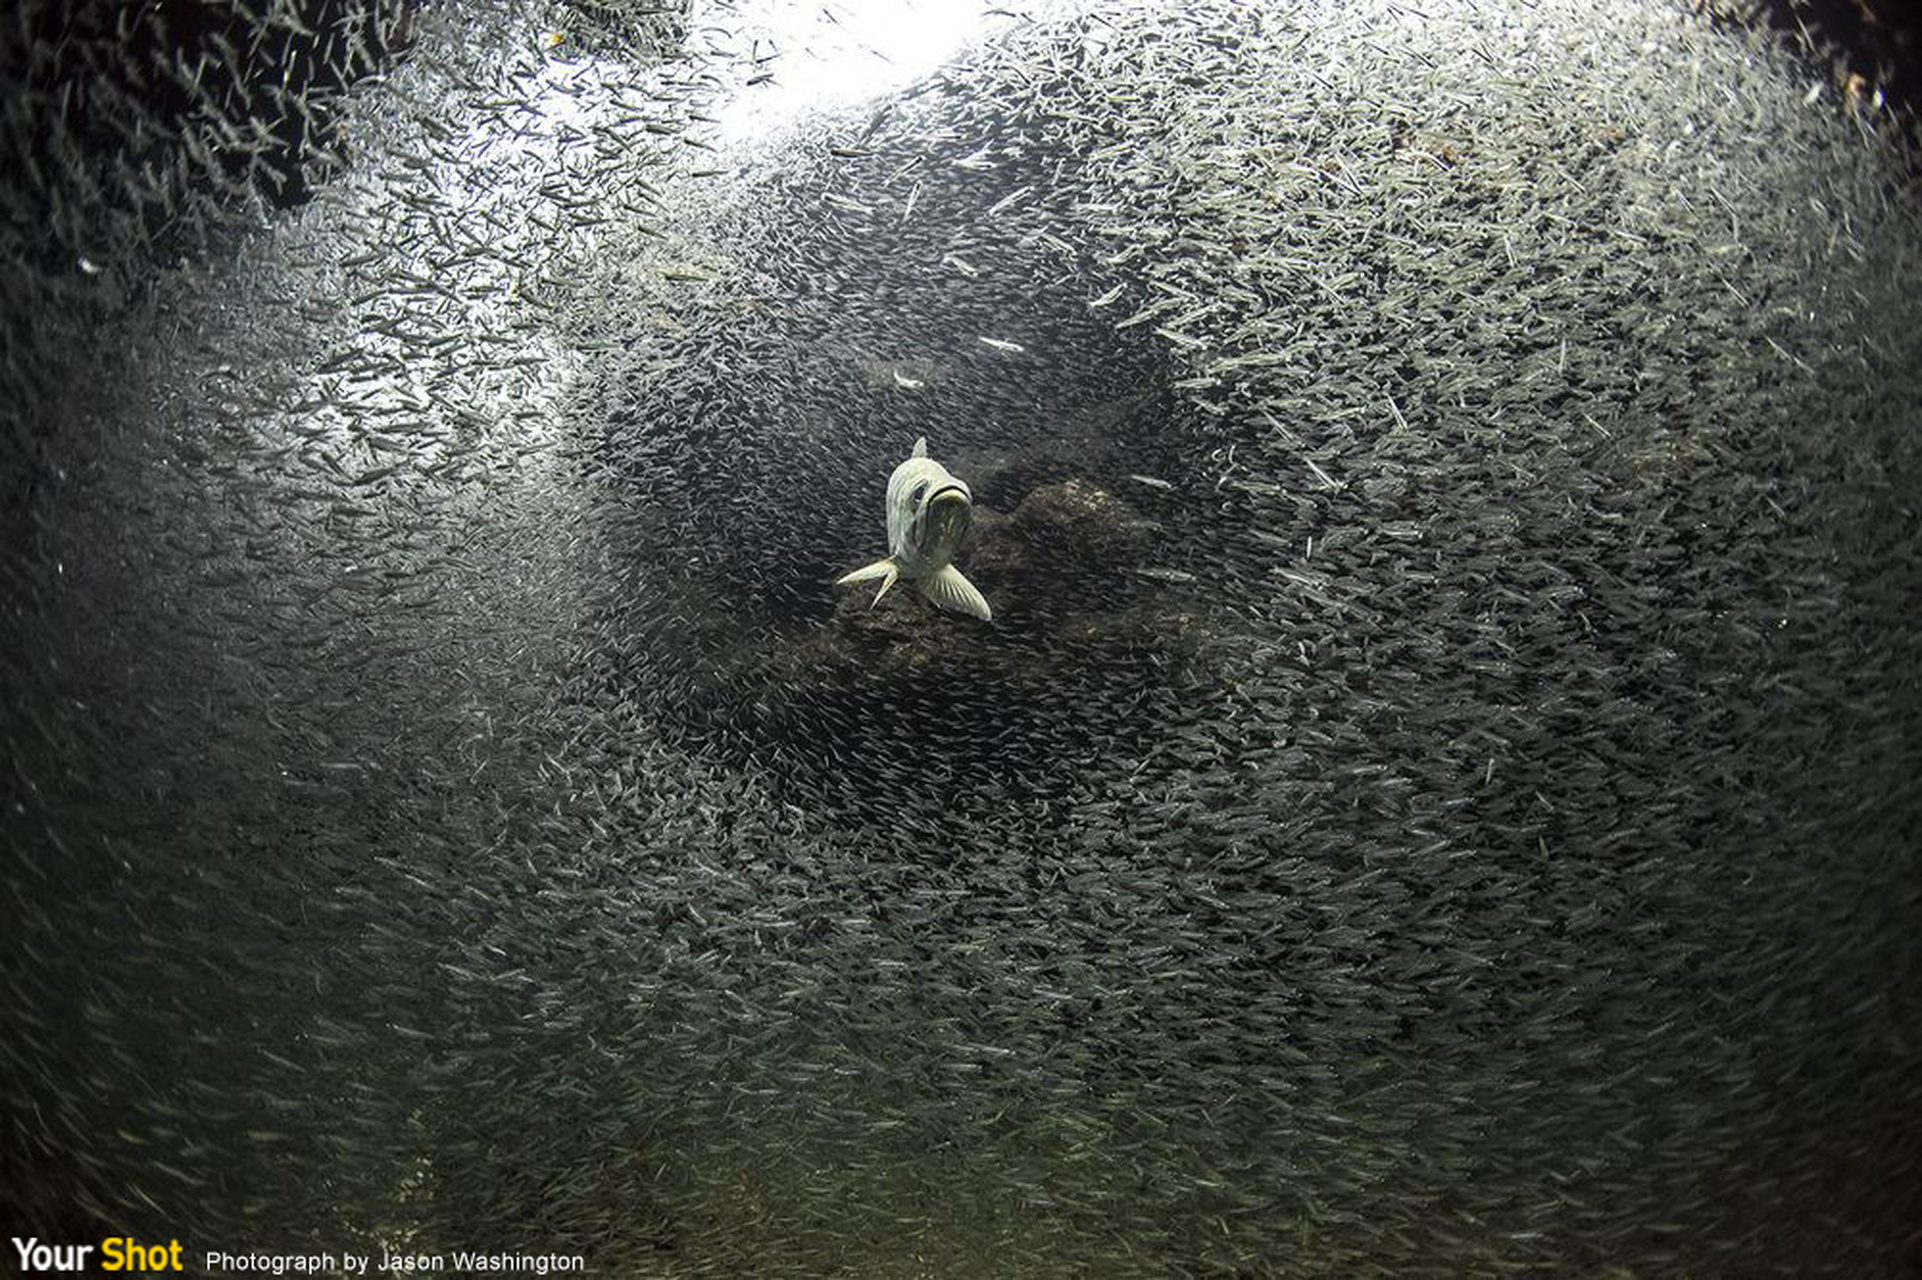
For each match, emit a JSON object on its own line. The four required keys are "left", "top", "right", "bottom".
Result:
{"left": 911, "top": 436, "right": 929, "bottom": 458}
{"left": 919, "top": 565, "right": 992, "bottom": 621}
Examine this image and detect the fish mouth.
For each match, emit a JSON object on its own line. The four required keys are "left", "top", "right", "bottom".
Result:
{"left": 916, "top": 483, "right": 972, "bottom": 560}
{"left": 927, "top": 483, "right": 970, "bottom": 510}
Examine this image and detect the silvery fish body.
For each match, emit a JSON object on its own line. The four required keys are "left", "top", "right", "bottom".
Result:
{"left": 837, "top": 437, "right": 992, "bottom": 621}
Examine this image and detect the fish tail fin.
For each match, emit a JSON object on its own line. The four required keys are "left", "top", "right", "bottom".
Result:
{"left": 836, "top": 557, "right": 901, "bottom": 608}
{"left": 919, "top": 565, "right": 991, "bottom": 621}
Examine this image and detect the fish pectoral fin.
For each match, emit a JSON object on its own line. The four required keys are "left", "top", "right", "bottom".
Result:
{"left": 836, "top": 558, "right": 900, "bottom": 608}
{"left": 919, "top": 565, "right": 992, "bottom": 621}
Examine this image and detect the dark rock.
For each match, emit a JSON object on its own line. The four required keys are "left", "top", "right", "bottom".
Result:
{"left": 744, "top": 465, "right": 1205, "bottom": 688}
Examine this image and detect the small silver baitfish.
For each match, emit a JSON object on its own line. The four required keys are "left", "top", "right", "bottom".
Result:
{"left": 837, "top": 436, "right": 991, "bottom": 621}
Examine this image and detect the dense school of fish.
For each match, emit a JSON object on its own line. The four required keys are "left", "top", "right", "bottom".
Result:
{"left": 2, "top": 0, "right": 1920, "bottom": 1273}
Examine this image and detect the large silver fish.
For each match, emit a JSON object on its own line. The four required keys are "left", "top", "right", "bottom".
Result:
{"left": 836, "top": 436, "right": 992, "bottom": 621}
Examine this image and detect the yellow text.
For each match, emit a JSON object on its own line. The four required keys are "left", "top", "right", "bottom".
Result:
{"left": 102, "top": 1239, "right": 183, "bottom": 1271}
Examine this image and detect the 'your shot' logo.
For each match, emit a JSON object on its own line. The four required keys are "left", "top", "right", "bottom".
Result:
{"left": 12, "top": 1238, "right": 183, "bottom": 1272}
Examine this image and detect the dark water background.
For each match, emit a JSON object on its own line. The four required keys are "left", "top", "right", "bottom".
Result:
{"left": 3, "top": 0, "right": 1920, "bottom": 1274}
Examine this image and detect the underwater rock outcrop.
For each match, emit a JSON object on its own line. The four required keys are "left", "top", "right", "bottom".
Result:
{"left": 769, "top": 457, "right": 1201, "bottom": 665}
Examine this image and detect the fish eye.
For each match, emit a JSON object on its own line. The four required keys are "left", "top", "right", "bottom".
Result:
{"left": 909, "top": 482, "right": 929, "bottom": 503}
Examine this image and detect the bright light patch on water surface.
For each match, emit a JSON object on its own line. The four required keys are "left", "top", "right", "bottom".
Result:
{"left": 712, "top": 0, "right": 1027, "bottom": 143}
